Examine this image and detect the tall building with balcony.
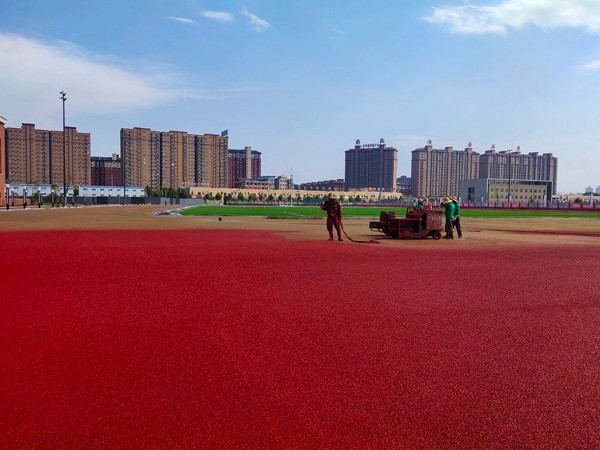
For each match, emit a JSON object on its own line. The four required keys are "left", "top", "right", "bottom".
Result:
{"left": 160, "top": 131, "right": 197, "bottom": 189}
{"left": 411, "top": 142, "right": 479, "bottom": 197}
{"left": 120, "top": 127, "right": 228, "bottom": 189}
{"left": 345, "top": 138, "right": 397, "bottom": 192}
{"left": 6, "top": 123, "right": 90, "bottom": 187}
{"left": 479, "top": 148, "right": 558, "bottom": 194}
{"left": 0, "top": 116, "right": 6, "bottom": 202}
{"left": 120, "top": 127, "right": 161, "bottom": 190}
{"left": 196, "top": 131, "right": 228, "bottom": 188}
{"left": 91, "top": 154, "right": 123, "bottom": 186}
{"left": 227, "top": 146, "right": 261, "bottom": 188}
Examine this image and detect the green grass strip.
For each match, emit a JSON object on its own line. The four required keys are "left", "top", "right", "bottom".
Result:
{"left": 178, "top": 205, "right": 600, "bottom": 219}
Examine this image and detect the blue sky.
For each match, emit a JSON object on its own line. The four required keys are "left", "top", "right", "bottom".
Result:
{"left": 1, "top": 0, "right": 600, "bottom": 193}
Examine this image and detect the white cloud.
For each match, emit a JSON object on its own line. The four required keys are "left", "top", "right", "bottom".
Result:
{"left": 577, "top": 59, "right": 600, "bottom": 71}
{"left": 241, "top": 7, "right": 271, "bottom": 32}
{"left": 168, "top": 16, "right": 197, "bottom": 25}
{"left": 424, "top": 0, "right": 600, "bottom": 35}
{"left": 201, "top": 11, "right": 235, "bottom": 23}
{"left": 0, "top": 32, "right": 219, "bottom": 128}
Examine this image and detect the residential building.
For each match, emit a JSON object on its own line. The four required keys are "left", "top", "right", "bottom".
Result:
{"left": 197, "top": 131, "right": 228, "bottom": 188}
{"left": 396, "top": 175, "right": 411, "bottom": 196}
{"left": 345, "top": 138, "right": 397, "bottom": 192}
{"left": 120, "top": 127, "right": 161, "bottom": 190}
{"left": 411, "top": 142, "right": 479, "bottom": 198}
{"left": 91, "top": 154, "right": 123, "bottom": 186}
{"left": 6, "top": 123, "right": 91, "bottom": 187}
{"left": 160, "top": 130, "right": 197, "bottom": 189}
{"left": 0, "top": 115, "right": 6, "bottom": 204}
{"left": 227, "top": 146, "right": 261, "bottom": 188}
{"left": 299, "top": 179, "right": 345, "bottom": 191}
{"left": 479, "top": 148, "right": 558, "bottom": 195}
{"left": 121, "top": 127, "right": 229, "bottom": 190}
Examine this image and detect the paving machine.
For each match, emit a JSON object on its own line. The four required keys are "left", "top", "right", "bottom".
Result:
{"left": 369, "top": 207, "right": 443, "bottom": 239}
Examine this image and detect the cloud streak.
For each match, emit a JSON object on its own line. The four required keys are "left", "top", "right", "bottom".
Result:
{"left": 423, "top": 0, "right": 600, "bottom": 35}
{"left": 577, "top": 59, "right": 600, "bottom": 71}
{"left": 241, "top": 7, "right": 271, "bottom": 32}
{"left": 201, "top": 11, "right": 235, "bottom": 23}
{"left": 169, "top": 16, "right": 197, "bottom": 25}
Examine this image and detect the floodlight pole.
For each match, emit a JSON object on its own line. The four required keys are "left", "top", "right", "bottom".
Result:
{"left": 60, "top": 91, "right": 67, "bottom": 206}
{"left": 507, "top": 149, "right": 513, "bottom": 208}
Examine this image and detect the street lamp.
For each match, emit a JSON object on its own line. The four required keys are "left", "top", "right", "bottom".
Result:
{"left": 507, "top": 148, "right": 512, "bottom": 208}
{"left": 60, "top": 91, "right": 67, "bottom": 206}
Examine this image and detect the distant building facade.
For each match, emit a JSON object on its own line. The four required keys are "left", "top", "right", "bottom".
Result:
{"left": 345, "top": 139, "right": 397, "bottom": 192}
{"left": 0, "top": 116, "right": 6, "bottom": 204}
{"left": 227, "top": 147, "right": 261, "bottom": 188}
{"left": 238, "top": 175, "right": 290, "bottom": 190}
{"left": 91, "top": 154, "right": 123, "bottom": 186}
{"left": 120, "top": 127, "right": 228, "bottom": 189}
{"left": 6, "top": 123, "right": 91, "bottom": 187}
{"left": 396, "top": 175, "right": 411, "bottom": 196}
{"left": 479, "top": 147, "right": 558, "bottom": 195}
{"left": 299, "top": 179, "right": 345, "bottom": 191}
{"left": 412, "top": 143, "right": 558, "bottom": 198}
{"left": 411, "top": 142, "right": 480, "bottom": 198}
{"left": 459, "top": 178, "right": 552, "bottom": 203}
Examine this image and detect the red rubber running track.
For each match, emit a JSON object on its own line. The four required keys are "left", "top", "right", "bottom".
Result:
{"left": 2, "top": 230, "right": 599, "bottom": 448}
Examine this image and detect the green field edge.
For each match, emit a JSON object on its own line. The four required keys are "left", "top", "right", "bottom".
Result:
{"left": 176, "top": 205, "right": 600, "bottom": 219}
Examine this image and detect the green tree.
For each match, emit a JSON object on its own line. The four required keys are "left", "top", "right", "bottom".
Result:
{"left": 214, "top": 192, "right": 222, "bottom": 201}
{"left": 145, "top": 186, "right": 157, "bottom": 197}
{"left": 237, "top": 192, "right": 245, "bottom": 201}
{"left": 248, "top": 193, "right": 257, "bottom": 202}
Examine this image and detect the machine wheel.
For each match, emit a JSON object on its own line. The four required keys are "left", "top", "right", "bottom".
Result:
{"left": 431, "top": 230, "right": 442, "bottom": 240}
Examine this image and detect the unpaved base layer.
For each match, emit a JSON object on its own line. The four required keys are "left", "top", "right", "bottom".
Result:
{"left": 1, "top": 204, "right": 599, "bottom": 247}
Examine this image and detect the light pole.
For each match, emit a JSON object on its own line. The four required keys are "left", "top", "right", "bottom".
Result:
{"left": 60, "top": 91, "right": 67, "bottom": 206}
{"left": 507, "top": 149, "right": 512, "bottom": 208}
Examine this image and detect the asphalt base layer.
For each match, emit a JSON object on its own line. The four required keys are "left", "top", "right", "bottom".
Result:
{"left": 2, "top": 219, "right": 600, "bottom": 447}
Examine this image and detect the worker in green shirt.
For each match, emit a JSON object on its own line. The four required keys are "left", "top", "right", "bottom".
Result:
{"left": 451, "top": 196, "right": 462, "bottom": 238}
{"left": 441, "top": 197, "right": 456, "bottom": 239}
{"left": 414, "top": 198, "right": 425, "bottom": 210}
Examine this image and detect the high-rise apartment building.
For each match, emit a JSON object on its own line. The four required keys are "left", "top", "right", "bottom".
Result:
{"left": 345, "top": 139, "right": 397, "bottom": 192}
{"left": 197, "top": 131, "right": 228, "bottom": 188}
{"left": 227, "top": 146, "right": 261, "bottom": 188}
{"left": 120, "top": 127, "right": 228, "bottom": 189}
{"left": 6, "top": 123, "right": 91, "bottom": 186}
{"left": 91, "top": 154, "right": 123, "bottom": 186}
{"left": 411, "top": 142, "right": 558, "bottom": 198}
{"left": 411, "top": 142, "right": 480, "bottom": 197}
{"left": 0, "top": 116, "right": 6, "bottom": 202}
{"left": 120, "top": 128, "right": 161, "bottom": 190}
{"left": 160, "top": 131, "right": 197, "bottom": 189}
{"left": 479, "top": 148, "right": 558, "bottom": 194}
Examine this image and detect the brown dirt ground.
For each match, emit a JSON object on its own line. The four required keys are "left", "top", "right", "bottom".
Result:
{"left": 1, "top": 204, "right": 599, "bottom": 248}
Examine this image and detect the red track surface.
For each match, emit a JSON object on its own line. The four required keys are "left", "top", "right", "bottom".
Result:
{"left": 2, "top": 230, "right": 600, "bottom": 448}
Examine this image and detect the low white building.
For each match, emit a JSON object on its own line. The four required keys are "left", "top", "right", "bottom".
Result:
{"left": 8, "top": 183, "right": 145, "bottom": 198}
